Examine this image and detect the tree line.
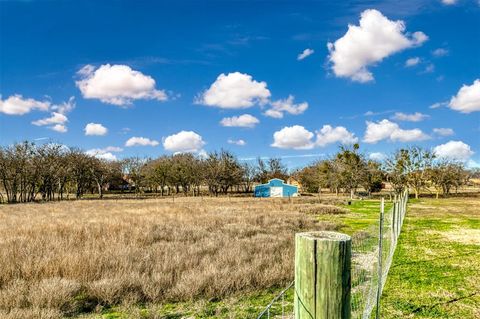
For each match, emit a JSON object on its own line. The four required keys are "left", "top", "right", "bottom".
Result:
{"left": 0, "top": 142, "right": 288, "bottom": 203}
{"left": 295, "top": 144, "right": 472, "bottom": 199}
{"left": 0, "top": 141, "right": 476, "bottom": 203}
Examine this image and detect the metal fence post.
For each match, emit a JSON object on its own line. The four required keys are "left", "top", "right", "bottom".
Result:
{"left": 395, "top": 197, "right": 403, "bottom": 239}
{"left": 375, "top": 198, "right": 385, "bottom": 319}
{"left": 392, "top": 195, "right": 397, "bottom": 241}
{"left": 294, "top": 231, "right": 351, "bottom": 319}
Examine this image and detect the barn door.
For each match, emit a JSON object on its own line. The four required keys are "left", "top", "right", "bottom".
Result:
{"left": 270, "top": 187, "right": 283, "bottom": 197}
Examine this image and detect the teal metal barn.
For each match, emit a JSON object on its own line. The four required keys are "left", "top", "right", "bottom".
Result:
{"left": 254, "top": 178, "right": 299, "bottom": 198}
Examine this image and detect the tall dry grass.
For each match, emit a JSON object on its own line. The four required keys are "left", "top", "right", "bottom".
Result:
{"left": 0, "top": 197, "right": 339, "bottom": 317}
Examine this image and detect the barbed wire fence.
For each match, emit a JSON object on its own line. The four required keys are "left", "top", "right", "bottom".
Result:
{"left": 257, "top": 189, "right": 409, "bottom": 319}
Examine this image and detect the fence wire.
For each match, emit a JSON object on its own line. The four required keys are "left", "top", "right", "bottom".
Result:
{"left": 257, "top": 190, "right": 408, "bottom": 319}
{"left": 350, "top": 189, "right": 408, "bottom": 319}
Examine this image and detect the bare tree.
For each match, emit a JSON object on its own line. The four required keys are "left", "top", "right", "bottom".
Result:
{"left": 334, "top": 144, "right": 366, "bottom": 199}
{"left": 428, "top": 160, "right": 467, "bottom": 198}
{"left": 122, "top": 157, "right": 146, "bottom": 195}
{"left": 404, "top": 147, "right": 435, "bottom": 199}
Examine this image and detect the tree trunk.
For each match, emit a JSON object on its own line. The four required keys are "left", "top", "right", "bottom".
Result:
{"left": 97, "top": 182, "right": 103, "bottom": 199}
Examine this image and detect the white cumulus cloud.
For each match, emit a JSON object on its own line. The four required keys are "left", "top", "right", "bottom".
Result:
{"left": 434, "top": 140, "right": 474, "bottom": 161}
{"left": 220, "top": 114, "right": 260, "bottom": 128}
{"left": 433, "top": 128, "right": 454, "bottom": 136}
{"left": 272, "top": 124, "right": 359, "bottom": 150}
{"left": 86, "top": 146, "right": 123, "bottom": 161}
{"left": 96, "top": 152, "right": 117, "bottom": 161}
{"left": 163, "top": 131, "right": 205, "bottom": 153}
{"left": 227, "top": 139, "right": 246, "bottom": 146}
{"left": 265, "top": 95, "right": 308, "bottom": 119}
{"left": 0, "top": 94, "right": 50, "bottom": 115}
{"left": 315, "top": 125, "right": 358, "bottom": 147}
{"left": 271, "top": 125, "right": 315, "bottom": 150}
{"left": 76, "top": 64, "right": 167, "bottom": 106}
{"left": 197, "top": 72, "right": 271, "bottom": 109}
{"left": 84, "top": 123, "right": 108, "bottom": 136}
{"left": 327, "top": 9, "right": 427, "bottom": 82}
{"left": 448, "top": 79, "right": 480, "bottom": 113}
{"left": 32, "top": 112, "right": 68, "bottom": 126}
{"left": 51, "top": 124, "right": 67, "bottom": 133}
{"left": 392, "top": 112, "right": 429, "bottom": 122}
{"left": 364, "top": 119, "right": 430, "bottom": 143}
{"left": 125, "top": 136, "right": 160, "bottom": 147}
{"left": 297, "top": 48, "right": 314, "bottom": 60}
{"left": 30, "top": 97, "right": 75, "bottom": 132}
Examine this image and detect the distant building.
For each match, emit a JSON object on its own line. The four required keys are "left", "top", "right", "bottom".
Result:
{"left": 254, "top": 178, "right": 299, "bottom": 198}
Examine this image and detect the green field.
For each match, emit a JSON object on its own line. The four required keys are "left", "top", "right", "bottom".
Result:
{"left": 381, "top": 196, "right": 480, "bottom": 319}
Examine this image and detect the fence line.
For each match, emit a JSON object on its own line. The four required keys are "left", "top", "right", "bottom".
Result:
{"left": 257, "top": 190, "right": 409, "bottom": 319}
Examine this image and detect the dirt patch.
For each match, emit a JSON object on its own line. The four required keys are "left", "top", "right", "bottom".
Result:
{"left": 442, "top": 229, "right": 480, "bottom": 245}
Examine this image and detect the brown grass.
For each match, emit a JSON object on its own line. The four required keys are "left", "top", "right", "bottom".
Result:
{"left": 0, "top": 197, "right": 335, "bottom": 317}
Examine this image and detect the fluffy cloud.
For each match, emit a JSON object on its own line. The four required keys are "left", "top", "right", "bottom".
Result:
{"left": 76, "top": 64, "right": 167, "bottom": 106}
{"left": 433, "top": 128, "right": 454, "bottom": 136}
{"left": 297, "top": 48, "right": 314, "bottom": 60}
{"left": 197, "top": 72, "right": 271, "bottom": 109}
{"left": 272, "top": 125, "right": 359, "bottom": 150}
{"left": 51, "top": 124, "right": 67, "bottom": 133}
{"left": 432, "top": 48, "right": 448, "bottom": 57}
{"left": 227, "top": 139, "right": 246, "bottom": 146}
{"left": 364, "top": 119, "right": 430, "bottom": 143}
{"left": 220, "top": 114, "right": 260, "bottom": 128}
{"left": 265, "top": 95, "right": 308, "bottom": 119}
{"left": 84, "top": 123, "right": 108, "bottom": 136}
{"left": 30, "top": 97, "right": 75, "bottom": 132}
{"left": 448, "top": 79, "right": 480, "bottom": 113}
{"left": 315, "top": 125, "right": 358, "bottom": 147}
{"left": 32, "top": 112, "right": 68, "bottom": 126}
{"left": 405, "top": 57, "right": 420, "bottom": 67}
{"left": 392, "top": 112, "right": 429, "bottom": 122}
{"left": 271, "top": 125, "right": 315, "bottom": 150}
{"left": 163, "top": 131, "right": 205, "bottom": 153}
{"left": 86, "top": 146, "right": 123, "bottom": 161}
{"left": 96, "top": 152, "right": 117, "bottom": 161}
{"left": 327, "top": 9, "right": 427, "bottom": 82}
{"left": 0, "top": 94, "right": 50, "bottom": 115}
{"left": 434, "top": 141, "right": 474, "bottom": 161}
{"left": 125, "top": 137, "right": 160, "bottom": 147}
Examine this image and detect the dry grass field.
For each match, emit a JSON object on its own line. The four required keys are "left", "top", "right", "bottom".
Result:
{"left": 0, "top": 196, "right": 346, "bottom": 319}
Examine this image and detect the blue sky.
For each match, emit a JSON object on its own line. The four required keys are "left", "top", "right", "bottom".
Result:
{"left": 1, "top": 0, "right": 479, "bottom": 168}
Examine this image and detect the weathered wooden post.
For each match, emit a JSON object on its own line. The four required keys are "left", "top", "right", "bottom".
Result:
{"left": 294, "top": 231, "right": 351, "bottom": 319}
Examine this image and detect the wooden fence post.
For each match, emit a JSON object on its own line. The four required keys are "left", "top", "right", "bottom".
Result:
{"left": 294, "top": 231, "right": 352, "bottom": 319}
